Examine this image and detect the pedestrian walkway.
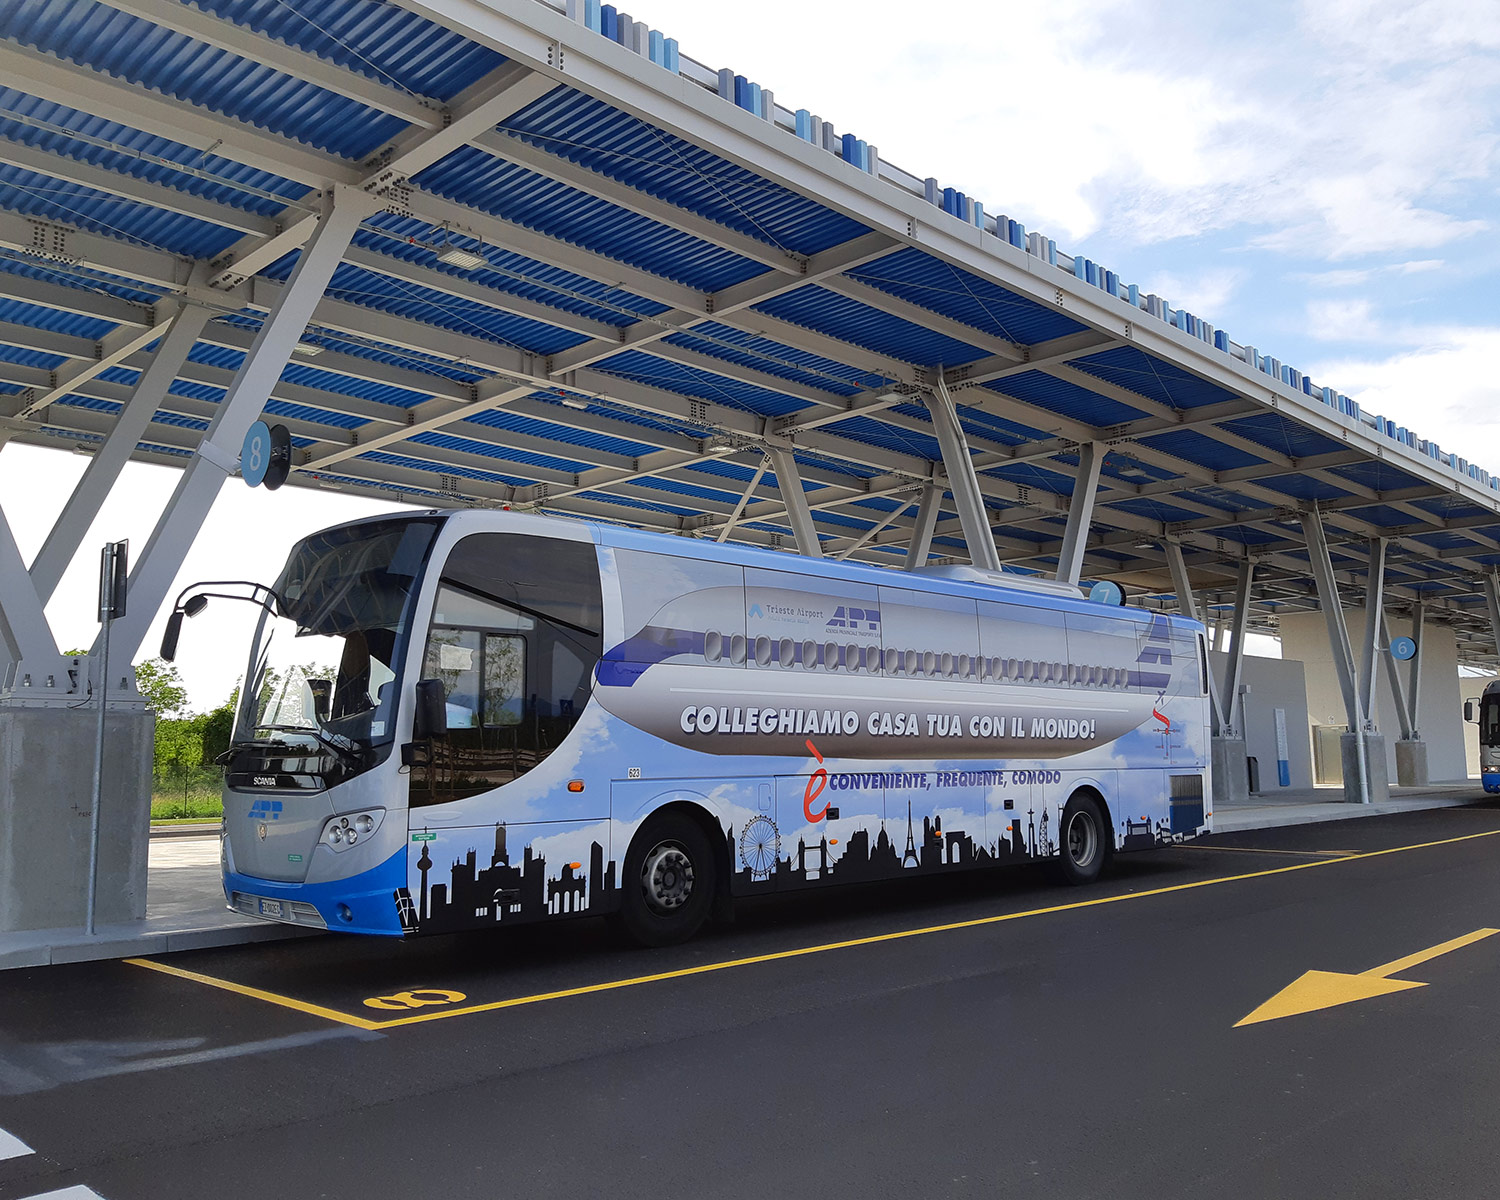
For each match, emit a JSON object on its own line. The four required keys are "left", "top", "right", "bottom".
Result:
{"left": 0, "top": 834, "right": 302, "bottom": 971}
{"left": 1213, "top": 781, "right": 1487, "bottom": 832}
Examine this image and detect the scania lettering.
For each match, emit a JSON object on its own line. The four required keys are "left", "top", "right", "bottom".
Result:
{"left": 168, "top": 511, "right": 1212, "bottom": 946}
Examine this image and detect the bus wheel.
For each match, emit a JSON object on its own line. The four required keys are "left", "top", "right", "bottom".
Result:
{"left": 1058, "top": 793, "right": 1106, "bottom": 886}
{"left": 619, "top": 815, "right": 716, "bottom": 947}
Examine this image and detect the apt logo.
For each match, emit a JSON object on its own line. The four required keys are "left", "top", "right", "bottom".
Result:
{"left": 827, "top": 605, "right": 880, "bottom": 632}
{"left": 248, "top": 798, "right": 284, "bottom": 820}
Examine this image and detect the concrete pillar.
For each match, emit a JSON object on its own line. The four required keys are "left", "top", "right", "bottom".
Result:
{"left": 0, "top": 700, "right": 154, "bottom": 932}
{"left": 1395, "top": 739, "right": 1428, "bottom": 788}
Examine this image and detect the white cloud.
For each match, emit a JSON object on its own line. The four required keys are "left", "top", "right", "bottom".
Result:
{"left": 1309, "top": 326, "right": 1500, "bottom": 467}
{"left": 1304, "top": 296, "right": 1383, "bottom": 341}
{"left": 1295, "top": 260, "right": 1444, "bottom": 288}
{"left": 1140, "top": 268, "right": 1244, "bottom": 318}
{"left": 637, "top": 0, "right": 1499, "bottom": 260}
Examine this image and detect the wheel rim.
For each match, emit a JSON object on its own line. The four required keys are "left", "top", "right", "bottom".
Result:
{"left": 640, "top": 840, "right": 696, "bottom": 914}
{"left": 1066, "top": 810, "right": 1098, "bottom": 869}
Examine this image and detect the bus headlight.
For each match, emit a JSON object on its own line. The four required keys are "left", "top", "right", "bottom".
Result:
{"left": 321, "top": 809, "right": 384, "bottom": 852}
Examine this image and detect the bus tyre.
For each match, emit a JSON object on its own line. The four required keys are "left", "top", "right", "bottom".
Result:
{"left": 1058, "top": 794, "right": 1106, "bottom": 886}
{"left": 619, "top": 815, "right": 717, "bottom": 947}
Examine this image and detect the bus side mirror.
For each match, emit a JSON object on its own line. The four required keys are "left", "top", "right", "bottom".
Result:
{"left": 1465, "top": 700, "right": 1475, "bottom": 723}
{"left": 160, "top": 610, "right": 183, "bottom": 662}
{"left": 307, "top": 678, "right": 332, "bottom": 724}
{"left": 412, "top": 679, "right": 447, "bottom": 741}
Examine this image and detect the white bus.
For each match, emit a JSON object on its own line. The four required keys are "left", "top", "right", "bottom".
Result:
{"left": 167, "top": 509, "right": 1213, "bottom": 945}
{"left": 1467, "top": 681, "right": 1500, "bottom": 794}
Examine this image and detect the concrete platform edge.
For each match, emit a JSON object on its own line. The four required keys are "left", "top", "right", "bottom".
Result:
{"left": 0, "top": 918, "right": 313, "bottom": 971}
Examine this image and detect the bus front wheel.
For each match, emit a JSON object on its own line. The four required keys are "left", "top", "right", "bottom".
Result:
{"left": 618, "top": 814, "right": 717, "bottom": 947}
{"left": 1058, "top": 793, "right": 1107, "bottom": 886}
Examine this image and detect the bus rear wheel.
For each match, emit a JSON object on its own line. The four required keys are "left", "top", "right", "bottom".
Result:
{"left": 1058, "top": 793, "right": 1107, "bottom": 886}
{"left": 617, "top": 814, "right": 717, "bottom": 947}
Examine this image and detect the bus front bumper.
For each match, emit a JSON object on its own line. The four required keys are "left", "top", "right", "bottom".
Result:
{"left": 224, "top": 847, "right": 408, "bottom": 936}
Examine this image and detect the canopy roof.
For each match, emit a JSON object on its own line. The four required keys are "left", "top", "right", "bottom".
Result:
{"left": 1, "top": 0, "right": 1497, "bottom": 663}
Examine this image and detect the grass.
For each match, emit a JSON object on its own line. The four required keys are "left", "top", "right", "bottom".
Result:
{"left": 151, "top": 766, "right": 224, "bottom": 821}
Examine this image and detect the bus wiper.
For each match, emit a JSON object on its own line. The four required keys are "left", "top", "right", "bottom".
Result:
{"left": 255, "top": 725, "right": 365, "bottom": 765}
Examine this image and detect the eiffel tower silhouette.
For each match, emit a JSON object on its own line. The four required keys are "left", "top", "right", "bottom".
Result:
{"left": 902, "top": 798, "right": 919, "bottom": 867}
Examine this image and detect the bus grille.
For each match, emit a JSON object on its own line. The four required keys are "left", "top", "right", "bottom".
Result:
{"left": 230, "top": 891, "right": 328, "bottom": 929}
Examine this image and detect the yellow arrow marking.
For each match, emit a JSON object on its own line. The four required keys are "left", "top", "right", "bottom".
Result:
{"left": 1236, "top": 928, "right": 1500, "bottom": 1027}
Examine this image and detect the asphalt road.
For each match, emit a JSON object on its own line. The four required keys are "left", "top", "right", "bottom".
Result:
{"left": 4, "top": 804, "right": 1500, "bottom": 1200}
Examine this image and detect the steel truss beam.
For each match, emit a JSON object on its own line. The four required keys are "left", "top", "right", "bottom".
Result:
{"left": 102, "top": 187, "right": 375, "bottom": 663}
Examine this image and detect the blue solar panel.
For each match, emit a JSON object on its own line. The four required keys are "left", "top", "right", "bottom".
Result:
{"left": 415, "top": 146, "right": 768, "bottom": 294}
{"left": 0, "top": 0, "right": 408, "bottom": 160}
{"left": 259, "top": 259, "right": 589, "bottom": 357}
{"left": 1070, "top": 345, "right": 1239, "bottom": 411}
{"left": 1217, "top": 413, "right": 1344, "bottom": 459}
{"left": 1134, "top": 429, "right": 1269, "bottom": 472}
{"left": 0, "top": 88, "right": 308, "bottom": 216}
{"left": 662, "top": 325, "right": 871, "bottom": 395}
{"left": 0, "top": 166, "right": 240, "bottom": 259}
{"left": 985, "top": 370, "right": 1149, "bottom": 426}
{"left": 194, "top": 0, "right": 503, "bottom": 101}
{"left": 755, "top": 286, "right": 989, "bottom": 369}
{"left": 849, "top": 247, "right": 1089, "bottom": 347}
{"left": 499, "top": 87, "right": 869, "bottom": 258}
{"left": 591, "top": 350, "right": 810, "bottom": 417}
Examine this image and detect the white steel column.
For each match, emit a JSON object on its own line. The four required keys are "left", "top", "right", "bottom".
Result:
{"left": 764, "top": 443, "right": 822, "bottom": 558}
{"left": 715, "top": 453, "right": 770, "bottom": 543}
{"left": 1356, "top": 538, "right": 1388, "bottom": 728}
{"left": 904, "top": 479, "right": 941, "bottom": 570}
{"left": 920, "top": 380, "right": 1000, "bottom": 572}
{"left": 1164, "top": 538, "right": 1228, "bottom": 735}
{"left": 1378, "top": 609, "right": 1416, "bottom": 741}
{"left": 1301, "top": 509, "right": 1380, "bottom": 803}
{"left": 1302, "top": 510, "right": 1360, "bottom": 726}
{"left": 837, "top": 494, "right": 916, "bottom": 562}
{"left": 0, "top": 506, "right": 61, "bottom": 683}
{"left": 28, "top": 303, "right": 213, "bottom": 605}
{"left": 1220, "top": 557, "right": 1256, "bottom": 737}
{"left": 101, "top": 187, "right": 374, "bottom": 663}
{"left": 1056, "top": 441, "right": 1104, "bottom": 586}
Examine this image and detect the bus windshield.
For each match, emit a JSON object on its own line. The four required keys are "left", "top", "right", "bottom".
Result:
{"left": 1482, "top": 694, "right": 1500, "bottom": 748}
{"left": 234, "top": 517, "right": 441, "bottom": 756}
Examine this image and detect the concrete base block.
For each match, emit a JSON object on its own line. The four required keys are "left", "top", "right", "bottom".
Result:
{"left": 0, "top": 700, "right": 154, "bottom": 933}
{"left": 1395, "top": 739, "right": 1429, "bottom": 788}
{"left": 1211, "top": 736, "right": 1249, "bottom": 807}
{"left": 1340, "top": 731, "right": 1390, "bottom": 804}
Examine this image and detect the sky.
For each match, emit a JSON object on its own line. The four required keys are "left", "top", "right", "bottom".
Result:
{"left": 2, "top": 0, "right": 1497, "bottom": 707}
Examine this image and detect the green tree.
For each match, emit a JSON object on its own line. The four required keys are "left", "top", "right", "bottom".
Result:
{"left": 200, "top": 698, "right": 235, "bottom": 765}
{"left": 134, "top": 658, "right": 189, "bottom": 717}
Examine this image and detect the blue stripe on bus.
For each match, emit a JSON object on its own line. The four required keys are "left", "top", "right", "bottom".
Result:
{"left": 224, "top": 847, "right": 407, "bottom": 936}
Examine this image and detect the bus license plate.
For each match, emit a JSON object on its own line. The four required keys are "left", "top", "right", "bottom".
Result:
{"left": 258, "top": 898, "right": 284, "bottom": 918}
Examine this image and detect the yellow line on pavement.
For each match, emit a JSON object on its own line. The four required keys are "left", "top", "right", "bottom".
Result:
{"left": 370, "top": 826, "right": 1500, "bottom": 1029}
{"left": 1177, "top": 845, "right": 1355, "bottom": 858}
{"left": 1365, "top": 927, "right": 1500, "bottom": 979}
{"left": 128, "top": 826, "right": 1500, "bottom": 1031}
{"left": 125, "top": 956, "right": 384, "bottom": 1031}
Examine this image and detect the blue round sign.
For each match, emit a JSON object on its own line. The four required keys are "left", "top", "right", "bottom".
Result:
{"left": 1390, "top": 635, "right": 1417, "bottom": 661}
{"left": 1089, "top": 580, "right": 1124, "bottom": 606}
{"left": 241, "top": 420, "right": 271, "bottom": 487}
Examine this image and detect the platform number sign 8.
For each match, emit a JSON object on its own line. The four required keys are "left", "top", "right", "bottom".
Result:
{"left": 241, "top": 420, "right": 292, "bottom": 490}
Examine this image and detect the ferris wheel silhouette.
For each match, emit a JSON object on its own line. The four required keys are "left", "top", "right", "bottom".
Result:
{"left": 740, "top": 815, "right": 780, "bottom": 879}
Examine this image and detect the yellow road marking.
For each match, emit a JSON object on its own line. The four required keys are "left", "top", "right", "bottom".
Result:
{"left": 1365, "top": 927, "right": 1500, "bottom": 979}
{"left": 1235, "top": 927, "right": 1500, "bottom": 1026}
{"left": 125, "top": 956, "right": 384, "bottom": 1031}
{"left": 1177, "top": 844, "right": 1355, "bottom": 858}
{"left": 130, "top": 826, "right": 1500, "bottom": 1031}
